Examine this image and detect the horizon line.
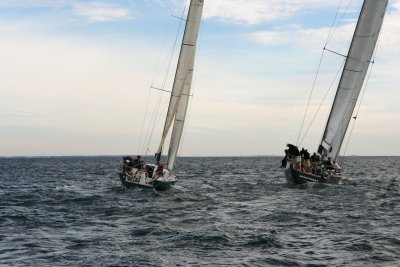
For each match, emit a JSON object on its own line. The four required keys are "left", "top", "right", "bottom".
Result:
{"left": 1, "top": 154, "right": 399, "bottom": 158}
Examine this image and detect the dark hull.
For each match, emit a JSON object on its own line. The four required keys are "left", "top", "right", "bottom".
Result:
{"left": 118, "top": 172, "right": 174, "bottom": 191}
{"left": 153, "top": 179, "right": 175, "bottom": 191}
{"left": 285, "top": 165, "right": 341, "bottom": 185}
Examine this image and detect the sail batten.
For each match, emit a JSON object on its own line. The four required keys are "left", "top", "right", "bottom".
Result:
{"left": 319, "top": 0, "right": 388, "bottom": 160}
{"left": 155, "top": 0, "right": 204, "bottom": 170}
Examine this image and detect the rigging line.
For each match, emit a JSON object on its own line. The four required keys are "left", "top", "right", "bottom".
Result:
{"left": 144, "top": 91, "right": 164, "bottom": 159}
{"left": 172, "top": 15, "right": 186, "bottom": 21}
{"left": 140, "top": 90, "right": 162, "bottom": 155}
{"left": 296, "top": 0, "right": 353, "bottom": 145}
{"left": 137, "top": 86, "right": 153, "bottom": 154}
{"left": 153, "top": 92, "right": 171, "bottom": 142}
{"left": 144, "top": 0, "right": 188, "bottom": 158}
{"left": 296, "top": 49, "right": 325, "bottom": 146}
{"left": 140, "top": 87, "right": 165, "bottom": 154}
{"left": 160, "top": 0, "right": 188, "bottom": 91}
{"left": 324, "top": 48, "right": 347, "bottom": 58}
{"left": 342, "top": 59, "right": 379, "bottom": 164}
{"left": 326, "top": 0, "right": 354, "bottom": 46}
{"left": 151, "top": 86, "right": 172, "bottom": 93}
{"left": 299, "top": 59, "right": 346, "bottom": 146}
{"left": 138, "top": 5, "right": 182, "bottom": 153}
{"left": 151, "top": 11, "right": 175, "bottom": 85}
{"left": 296, "top": 0, "right": 352, "bottom": 146}
{"left": 138, "top": 3, "right": 181, "bottom": 156}
{"left": 325, "top": 0, "right": 344, "bottom": 46}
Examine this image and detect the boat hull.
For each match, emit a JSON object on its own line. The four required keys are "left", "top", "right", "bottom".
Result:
{"left": 285, "top": 165, "right": 341, "bottom": 185}
{"left": 153, "top": 179, "right": 175, "bottom": 191}
{"left": 118, "top": 171, "right": 175, "bottom": 191}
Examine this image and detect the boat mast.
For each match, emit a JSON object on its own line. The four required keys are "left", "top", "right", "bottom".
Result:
{"left": 155, "top": 0, "right": 204, "bottom": 167}
{"left": 318, "top": 0, "right": 388, "bottom": 160}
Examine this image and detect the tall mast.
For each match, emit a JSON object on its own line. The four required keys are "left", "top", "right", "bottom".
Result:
{"left": 318, "top": 0, "right": 388, "bottom": 160}
{"left": 155, "top": 0, "right": 204, "bottom": 165}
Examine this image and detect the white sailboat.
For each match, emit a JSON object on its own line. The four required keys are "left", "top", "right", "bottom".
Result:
{"left": 284, "top": 0, "right": 388, "bottom": 184}
{"left": 119, "top": 0, "right": 204, "bottom": 191}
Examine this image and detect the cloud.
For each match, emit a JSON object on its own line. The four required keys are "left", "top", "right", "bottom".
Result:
{"left": 73, "top": 3, "right": 130, "bottom": 21}
{"left": 247, "top": 0, "right": 400, "bottom": 54}
{"left": 0, "top": 0, "right": 78, "bottom": 8}
{"left": 0, "top": 0, "right": 131, "bottom": 22}
{"left": 248, "top": 23, "right": 354, "bottom": 52}
{"left": 203, "top": 0, "right": 338, "bottom": 24}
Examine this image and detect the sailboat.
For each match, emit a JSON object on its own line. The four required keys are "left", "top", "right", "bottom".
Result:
{"left": 119, "top": 0, "right": 204, "bottom": 191}
{"left": 284, "top": 0, "right": 388, "bottom": 184}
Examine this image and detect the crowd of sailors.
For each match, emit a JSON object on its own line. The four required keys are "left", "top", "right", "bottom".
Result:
{"left": 122, "top": 155, "right": 164, "bottom": 179}
{"left": 281, "top": 144, "right": 341, "bottom": 176}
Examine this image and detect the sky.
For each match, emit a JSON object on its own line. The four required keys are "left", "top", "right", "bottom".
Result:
{"left": 0, "top": 0, "right": 399, "bottom": 157}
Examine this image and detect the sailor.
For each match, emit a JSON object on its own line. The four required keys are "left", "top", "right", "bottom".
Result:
{"left": 287, "top": 144, "right": 301, "bottom": 170}
{"left": 126, "top": 156, "right": 134, "bottom": 168}
{"left": 310, "top": 153, "right": 318, "bottom": 173}
{"left": 300, "top": 147, "right": 306, "bottom": 158}
{"left": 156, "top": 163, "right": 164, "bottom": 177}
{"left": 302, "top": 149, "right": 311, "bottom": 173}
{"left": 280, "top": 149, "right": 288, "bottom": 168}
{"left": 122, "top": 157, "right": 127, "bottom": 171}
{"left": 316, "top": 153, "right": 321, "bottom": 162}
{"left": 135, "top": 155, "right": 145, "bottom": 169}
{"left": 286, "top": 144, "right": 300, "bottom": 158}
{"left": 324, "top": 157, "right": 334, "bottom": 171}
{"left": 333, "top": 160, "right": 341, "bottom": 174}
{"left": 310, "top": 153, "right": 316, "bottom": 162}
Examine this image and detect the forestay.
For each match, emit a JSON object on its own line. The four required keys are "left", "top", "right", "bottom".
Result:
{"left": 319, "top": 0, "right": 388, "bottom": 160}
{"left": 155, "top": 0, "right": 204, "bottom": 171}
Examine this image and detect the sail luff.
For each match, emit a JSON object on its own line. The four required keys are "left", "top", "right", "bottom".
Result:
{"left": 318, "top": 0, "right": 388, "bottom": 160}
{"left": 155, "top": 0, "right": 204, "bottom": 163}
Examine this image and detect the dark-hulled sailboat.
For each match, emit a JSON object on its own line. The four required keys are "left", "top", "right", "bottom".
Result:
{"left": 284, "top": 0, "right": 388, "bottom": 184}
{"left": 119, "top": 0, "right": 204, "bottom": 191}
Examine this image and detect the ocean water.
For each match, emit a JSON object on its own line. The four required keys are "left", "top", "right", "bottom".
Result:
{"left": 0, "top": 156, "right": 399, "bottom": 266}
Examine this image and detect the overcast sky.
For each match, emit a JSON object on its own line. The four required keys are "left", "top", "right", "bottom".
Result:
{"left": 1, "top": 0, "right": 399, "bottom": 157}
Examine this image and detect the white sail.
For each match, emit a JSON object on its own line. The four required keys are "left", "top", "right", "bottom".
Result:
{"left": 167, "top": 53, "right": 195, "bottom": 170}
{"left": 155, "top": 0, "right": 204, "bottom": 168}
{"left": 319, "top": 0, "right": 388, "bottom": 160}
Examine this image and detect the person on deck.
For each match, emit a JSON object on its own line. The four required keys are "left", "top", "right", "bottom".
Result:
{"left": 123, "top": 156, "right": 135, "bottom": 176}
{"left": 156, "top": 163, "right": 164, "bottom": 177}
{"left": 333, "top": 160, "right": 342, "bottom": 175}
{"left": 280, "top": 149, "right": 289, "bottom": 168}
{"left": 287, "top": 144, "right": 300, "bottom": 158}
{"left": 324, "top": 157, "right": 334, "bottom": 171}
{"left": 287, "top": 144, "right": 301, "bottom": 171}
{"left": 302, "top": 149, "right": 311, "bottom": 173}
{"left": 310, "top": 153, "right": 318, "bottom": 174}
{"left": 300, "top": 147, "right": 306, "bottom": 158}
{"left": 134, "top": 156, "right": 145, "bottom": 170}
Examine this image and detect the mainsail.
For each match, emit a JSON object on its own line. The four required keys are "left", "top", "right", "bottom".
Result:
{"left": 155, "top": 0, "right": 204, "bottom": 170}
{"left": 318, "top": 0, "right": 388, "bottom": 160}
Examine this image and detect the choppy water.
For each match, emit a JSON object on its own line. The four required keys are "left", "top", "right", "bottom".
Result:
{"left": 0, "top": 156, "right": 399, "bottom": 266}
